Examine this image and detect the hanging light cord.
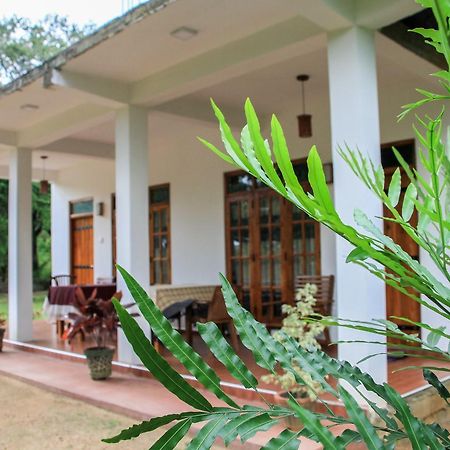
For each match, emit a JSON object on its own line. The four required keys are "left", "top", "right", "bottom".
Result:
{"left": 301, "top": 80, "right": 306, "bottom": 115}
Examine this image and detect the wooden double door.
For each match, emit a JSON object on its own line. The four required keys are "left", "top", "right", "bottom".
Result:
{"left": 71, "top": 215, "right": 94, "bottom": 284}
{"left": 225, "top": 174, "right": 320, "bottom": 326}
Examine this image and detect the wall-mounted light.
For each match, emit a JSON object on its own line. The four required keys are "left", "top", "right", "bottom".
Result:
{"left": 96, "top": 201, "right": 105, "bottom": 216}
{"left": 296, "top": 74, "right": 312, "bottom": 138}
{"left": 170, "top": 26, "right": 198, "bottom": 41}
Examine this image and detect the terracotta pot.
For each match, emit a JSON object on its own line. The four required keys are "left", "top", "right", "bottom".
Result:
{"left": 273, "top": 391, "right": 315, "bottom": 430}
{"left": 84, "top": 347, "right": 114, "bottom": 380}
{"left": 0, "top": 327, "right": 4, "bottom": 352}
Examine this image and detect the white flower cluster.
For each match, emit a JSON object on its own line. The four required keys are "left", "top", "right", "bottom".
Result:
{"left": 261, "top": 283, "right": 326, "bottom": 398}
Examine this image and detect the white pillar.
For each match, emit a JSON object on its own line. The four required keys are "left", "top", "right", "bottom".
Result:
{"left": 115, "top": 105, "right": 150, "bottom": 364}
{"left": 327, "top": 27, "right": 387, "bottom": 385}
{"left": 8, "top": 148, "right": 33, "bottom": 341}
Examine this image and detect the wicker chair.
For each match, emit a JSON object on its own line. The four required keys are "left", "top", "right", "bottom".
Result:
{"left": 294, "top": 275, "right": 335, "bottom": 347}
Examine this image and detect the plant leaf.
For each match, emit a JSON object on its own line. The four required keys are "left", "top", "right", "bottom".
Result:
{"left": 149, "top": 419, "right": 192, "bottom": 450}
{"left": 388, "top": 167, "right": 402, "bottom": 207}
{"left": 197, "top": 322, "right": 258, "bottom": 389}
{"left": 112, "top": 300, "right": 212, "bottom": 411}
{"left": 117, "top": 265, "right": 239, "bottom": 409}
{"left": 339, "top": 386, "right": 384, "bottom": 450}
{"left": 423, "top": 369, "right": 450, "bottom": 405}
{"left": 261, "top": 429, "right": 300, "bottom": 450}
{"left": 186, "top": 414, "right": 229, "bottom": 450}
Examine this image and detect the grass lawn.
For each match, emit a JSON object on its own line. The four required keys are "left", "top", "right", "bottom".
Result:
{"left": 0, "top": 375, "right": 227, "bottom": 449}
{"left": 0, "top": 291, "right": 46, "bottom": 320}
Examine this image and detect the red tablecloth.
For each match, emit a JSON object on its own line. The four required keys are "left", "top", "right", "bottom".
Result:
{"left": 47, "top": 284, "right": 117, "bottom": 306}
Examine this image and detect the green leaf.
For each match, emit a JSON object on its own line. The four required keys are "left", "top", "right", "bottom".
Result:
{"left": 112, "top": 300, "right": 212, "bottom": 411}
{"left": 237, "top": 413, "right": 277, "bottom": 443}
{"left": 261, "top": 429, "right": 300, "bottom": 450}
{"left": 244, "top": 98, "right": 287, "bottom": 196}
{"left": 219, "top": 413, "right": 258, "bottom": 446}
{"left": 402, "top": 183, "right": 417, "bottom": 221}
{"left": 149, "top": 419, "right": 192, "bottom": 450}
{"left": 197, "top": 322, "right": 258, "bottom": 389}
{"left": 219, "top": 273, "right": 277, "bottom": 371}
{"left": 186, "top": 414, "right": 229, "bottom": 450}
{"left": 103, "top": 414, "right": 190, "bottom": 443}
{"left": 339, "top": 386, "right": 384, "bottom": 450}
{"left": 116, "top": 266, "right": 239, "bottom": 409}
{"left": 423, "top": 369, "right": 450, "bottom": 405}
{"left": 288, "top": 399, "right": 343, "bottom": 450}
{"left": 346, "top": 247, "right": 370, "bottom": 263}
{"left": 388, "top": 167, "right": 402, "bottom": 207}
{"left": 307, "top": 146, "right": 336, "bottom": 215}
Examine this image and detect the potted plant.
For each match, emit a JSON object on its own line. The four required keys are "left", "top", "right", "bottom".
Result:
{"left": 262, "top": 283, "right": 325, "bottom": 429}
{"left": 0, "top": 316, "right": 5, "bottom": 352}
{"left": 63, "top": 288, "right": 124, "bottom": 380}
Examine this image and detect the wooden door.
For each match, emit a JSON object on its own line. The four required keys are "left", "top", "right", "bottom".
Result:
{"left": 382, "top": 141, "right": 420, "bottom": 336}
{"left": 384, "top": 171, "right": 420, "bottom": 333}
{"left": 71, "top": 216, "right": 94, "bottom": 284}
{"left": 225, "top": 166, "right": 321, "bottom": 326}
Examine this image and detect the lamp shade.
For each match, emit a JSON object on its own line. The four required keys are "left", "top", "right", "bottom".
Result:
{"left": 40, "top": 179, "right": 49, "bottom": 194}
{"left": 297, "top": 114, "right": 312, "bottom": 138}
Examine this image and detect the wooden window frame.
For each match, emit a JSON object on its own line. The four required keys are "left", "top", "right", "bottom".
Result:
{"left": 149, "top": 184, "right": 171, "bottom": 285}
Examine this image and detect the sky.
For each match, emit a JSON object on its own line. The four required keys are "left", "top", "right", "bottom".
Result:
{"left": 1, "top": 0, "right": 145, "bottom": 26}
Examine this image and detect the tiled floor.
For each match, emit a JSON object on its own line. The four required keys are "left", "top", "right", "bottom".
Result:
{"left": 29, "top": 319, "right": 449, "bottom": 396}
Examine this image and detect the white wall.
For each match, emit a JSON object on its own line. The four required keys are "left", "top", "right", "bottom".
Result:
{"left": 51, "top": 159, "right": 115, "bottom": 281}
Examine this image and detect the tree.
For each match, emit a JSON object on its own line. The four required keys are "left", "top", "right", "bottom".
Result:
{"left": 0, "top": 14, "right": 94, "bottom": 287}
{"left": 0, "top": 14, "right": 95, "bottom": 85}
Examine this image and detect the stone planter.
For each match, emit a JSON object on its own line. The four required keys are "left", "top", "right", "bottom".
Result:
{"left": 0, "top": 327, "right": 4, "bottom": 352}
{"left": 273, "top": 391, "right": 315, "bottom": 431}
{"left": 84, "top": 347, "right": 114, "bottom": 380}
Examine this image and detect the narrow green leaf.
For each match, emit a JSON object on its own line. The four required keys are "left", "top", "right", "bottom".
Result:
{"left": 339, "top": 386, "right": 384, "bottom": 450}
{"left": 103, "top": 414, "right": 188, "bottom": 443}
{"left": 237, "top": 413, "right": 277, "bottom": 443}
{"left": 149, "top": 419, "right": 192, "bottom": 450}
{"left": 402, "top": 183, "right": 417, "bottom": 221}
{"left": 112, "top": 300, "right": 212, "bottom": 411}
{"left": 307, "top": 146, "right": 335, "bottom": 215}
{"left": 197, "top": 322, "right": 258, "bottom": 389}
{"left": 197, "top": 137, "right": 235, "bottom": 165}
{"left": 288, "top": 399, "right": 343, "bottom": 450}
{"left": 346, "top": 247, "right": 370, "bottom": 263}
{"left": 219, "top": 273, "right": 276, "bottom": 371}
{"left": 244, "top": 98, "right": 287, "bottom": 195}
{"left": 388, "top": 167, "right": 402, "bottom": 207}
{"left": 117, "top": 266, "right": 239, "bottom": 409}
{"left": 423, "top": 369, "right": 450, "bottom": 405}
{"left": 186, "top": 415, "right": 229, "bottom": 450}
{"left": 219, "top": 413, "right": 257, "bottom": 446}
{"left": 261, "top": 429, "right": 300, "bottom": 450}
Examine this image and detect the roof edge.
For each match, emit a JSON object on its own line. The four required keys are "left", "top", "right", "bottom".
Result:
{"left": 0, "top": 0, "right": 177, "bottom": 97}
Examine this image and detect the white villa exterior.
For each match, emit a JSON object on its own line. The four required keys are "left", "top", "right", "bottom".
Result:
{"left": 0, "top": 0, "right": 445, "bottom": 387}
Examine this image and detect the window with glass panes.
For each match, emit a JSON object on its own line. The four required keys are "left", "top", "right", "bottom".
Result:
{"left": 149, "top": 185, "right": 171, "bottom": 285}
{"left": 225, "top": 161, "right": 321, "bottom": 326}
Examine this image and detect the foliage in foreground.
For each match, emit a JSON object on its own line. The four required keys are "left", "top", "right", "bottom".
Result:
{"left": 106, "top": 0, "right": 450, "bottom": 448}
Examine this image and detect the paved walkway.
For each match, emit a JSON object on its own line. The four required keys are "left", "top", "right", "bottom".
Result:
{"left": 0, "top": 348, "right": 322, "bottom": 449}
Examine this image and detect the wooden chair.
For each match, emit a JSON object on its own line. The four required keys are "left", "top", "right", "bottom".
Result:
{"left": 294, "top": 275, "right": 335, "bottom": 347}
{"left": 186, "top": 286, "right": 240, "bottom": 351}
{"left": 50, "top": 274, "right": 75, "bottom": 336}
{"left": 51, "top": 274, "right": 75, "bottom": 286}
